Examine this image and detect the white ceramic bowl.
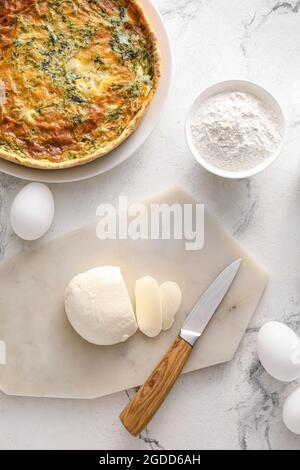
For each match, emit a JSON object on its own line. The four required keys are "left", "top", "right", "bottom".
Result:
{"left": 185, "top": 80, "right": 285, "bottom": 179}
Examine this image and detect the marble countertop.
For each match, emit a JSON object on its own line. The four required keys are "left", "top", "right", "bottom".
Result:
{"left": 1, "top": 0, "right": 300, "bottom": 450}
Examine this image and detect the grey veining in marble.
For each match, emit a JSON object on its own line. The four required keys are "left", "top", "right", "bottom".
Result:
{"left": 0, "top": 0, "right": 300, "bottom": 450}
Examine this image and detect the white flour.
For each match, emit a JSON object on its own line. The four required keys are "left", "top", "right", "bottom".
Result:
{"left": 191, "top": 91, "right": 283, "bottom": 172}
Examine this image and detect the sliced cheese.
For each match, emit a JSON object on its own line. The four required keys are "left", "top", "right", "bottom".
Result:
{"left": 135, "top": 276, "right": 162, "bottom": 337}
{"left": 160, "top": 282, "right": 182, "bottom": 331}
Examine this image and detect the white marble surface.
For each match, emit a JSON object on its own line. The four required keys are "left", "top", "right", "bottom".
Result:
{"left": 0, "top": 0, "right": 300, "bottom": 450}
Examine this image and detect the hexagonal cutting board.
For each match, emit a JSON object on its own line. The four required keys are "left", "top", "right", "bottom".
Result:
{"left": 0, "top": 187, "right": 268, "bottom": 399}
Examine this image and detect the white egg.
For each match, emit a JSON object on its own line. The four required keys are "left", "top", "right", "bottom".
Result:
{"left": 283, "top": 386, "right": 300, "bottom": 435}
{"left": 257, "top": 321, "right": 300, "bottom": 382}
{"left": 10, "top": 183, "right": 54, "bottom": 241}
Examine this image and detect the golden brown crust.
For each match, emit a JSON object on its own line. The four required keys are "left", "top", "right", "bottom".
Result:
{"left": 0, "top": 0, "right": 161, "bottom": 170}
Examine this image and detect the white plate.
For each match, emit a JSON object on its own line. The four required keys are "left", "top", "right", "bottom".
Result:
{"left": 0, "top": 0, "right": 172, "bottom": 183}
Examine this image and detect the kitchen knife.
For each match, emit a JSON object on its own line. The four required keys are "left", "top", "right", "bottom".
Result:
{"left": 120, "top": 259, "right": 242, "bottom": 436}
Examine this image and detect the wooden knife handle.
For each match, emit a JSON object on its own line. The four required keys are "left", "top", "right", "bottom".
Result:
{"left": 120, "top": 336, "right": 192, "bottom": 436}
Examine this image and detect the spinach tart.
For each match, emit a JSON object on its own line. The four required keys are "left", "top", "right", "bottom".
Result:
{"left": 0, "top": 0, "right": 160, "bottom": 169}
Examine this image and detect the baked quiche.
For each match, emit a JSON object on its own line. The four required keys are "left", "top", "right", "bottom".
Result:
{"left": 0, "top": 0, "right": 160, "bottom": 169}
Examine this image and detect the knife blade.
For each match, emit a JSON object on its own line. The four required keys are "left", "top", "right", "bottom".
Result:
{"left": 180, "top": 258, "right": 242, "bottom": 346}
{"left": 120, "top": 259, "right": 242, "bottom": 436}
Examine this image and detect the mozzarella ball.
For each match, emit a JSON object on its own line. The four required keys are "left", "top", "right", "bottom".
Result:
{"left": 65, "top": 266, "right": 137, "bottom": 346}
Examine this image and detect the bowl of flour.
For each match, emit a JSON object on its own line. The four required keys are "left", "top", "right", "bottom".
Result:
{"left": 185, "top": 80, "right": 285, "bottom": 179}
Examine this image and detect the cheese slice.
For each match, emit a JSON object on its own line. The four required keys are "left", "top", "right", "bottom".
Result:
{"left": 160, "top": 282, "right": 182, "bottom": 331}
{"left": 135, "top": 276, "right": 162, "bottom": 338}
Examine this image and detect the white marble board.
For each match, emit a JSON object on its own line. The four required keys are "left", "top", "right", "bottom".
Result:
{"left": 0, "top": 187, "right": 268, "bottom": 399}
